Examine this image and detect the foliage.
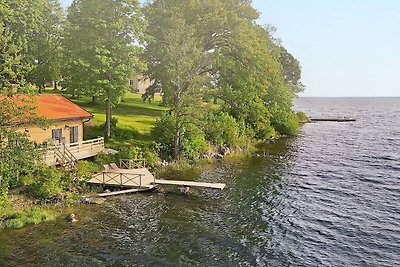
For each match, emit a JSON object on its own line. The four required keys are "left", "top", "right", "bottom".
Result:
{"left": 204, "top": 112, "right": 241, "bottom": 147}
{"left": 152, "top": 112, "right": 207, "bottom": 160}
{"left": 2, "top": 206, "right": 55, "bottom": 229}
{"left": 75, "top": 161, "right": 101, "bottom": 182}
{"left": 180, "top": 123, "right": 208, "bottom": 160}
{"left": 30, "top": 166, "right": 66, "bottom": 200}
{"left": 151, "top": 112, "right": 175, "bottom": 159}
{"left": 0, "top": 131, "right": 42, "bottom": 191}
{"left": 144, "top": 0, "right": 304, "bottom": 158}
{"left": 296, "top": 111, "right": 309, "bottom": 123}
{"left": 0, "top": 193, "right": 12, "bottom": 219}
{"left": 63, "top": 0, "right": 147, "bottom": 138}
{"left": 279, "top": 47, "right": 305, "bottom": 94}
{"left": 0, "top": 0, "right": 64, "bottom": 91}
{"left": 27, "top": 0, "right": 65, "bottom": 90}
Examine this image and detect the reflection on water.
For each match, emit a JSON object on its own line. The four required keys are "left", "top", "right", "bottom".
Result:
{"left": 1, "top": 98, "right": 400, "bottom": 266}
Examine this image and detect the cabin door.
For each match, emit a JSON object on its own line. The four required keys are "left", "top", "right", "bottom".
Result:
{"left": 70, "top": 126, "right": 79, "bottom": 144}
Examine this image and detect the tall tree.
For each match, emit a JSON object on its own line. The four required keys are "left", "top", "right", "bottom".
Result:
{"left": 63, "top": 0, "right": 147, "bottom": 138}
{"left": 144, "top": 2, "right": 209, "bottom": 159}
{"left": 27, "top": 0, "right": 65, "bottom": 92}
{"left": 145, "top": 0, "right": 303, "bottom": 158}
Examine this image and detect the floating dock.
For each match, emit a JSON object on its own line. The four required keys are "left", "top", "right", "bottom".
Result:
{"left": 310, "top": 117, "right": 356, "bottom": 122}
{"left": 87, "top": 165, "right": 226, "bottom": 197}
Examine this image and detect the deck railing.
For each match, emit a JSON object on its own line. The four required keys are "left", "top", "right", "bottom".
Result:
{"left": 120, "top": 158, "right": 146, "bottom": 169}
{"left": 43, "top": 137, "right": 105, "bottom": 166}
{"left": 91, "top": 171, "right": 144, "bottom": 188}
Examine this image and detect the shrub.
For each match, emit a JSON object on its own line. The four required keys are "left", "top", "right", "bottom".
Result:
{"left": 272, "top": 112, "right": 299, "bottom": 135}
{"left": 151, "top": 112, "right": 176, "bottom": 159}
{"left": 117, "top": 145, "right": 143, "bottom": 160}
{"left": 143, "top": 148, "right": 160, "bottom": 167}
{"left": 181, "top": 123, "right": 208, "bottom": 160}
{"left": 0, "top": 193, "right": 12, "bottom": 219}
{"left": 152, "top": 112, "right": 208, "bottom": 160}
{"left": 296, "top": 111, "right": 308, "bottom": 123}
{"left": 31, "top": 166, "right": 65, "bottom": 200}
{"left": 94, "top": 152, "right": 117, "bottom": 166}
{"left": 75, "top": 161, "right": 100, "bottom": 182}
{"left": 204, "top": 112, "right": 241, "bottom": 147}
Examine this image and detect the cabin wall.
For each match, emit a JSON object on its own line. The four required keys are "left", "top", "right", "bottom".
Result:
{"left": 18, "top": 120, "right": 85, "bottom": 145}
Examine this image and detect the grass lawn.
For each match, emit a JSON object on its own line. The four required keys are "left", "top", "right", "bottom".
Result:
{"left": 66, "top": 92, "right": 169, "bottom": 147}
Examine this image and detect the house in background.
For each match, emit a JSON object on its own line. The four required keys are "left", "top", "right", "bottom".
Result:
{"left": 129, "top": 75, "right": 153, "bottom": 94}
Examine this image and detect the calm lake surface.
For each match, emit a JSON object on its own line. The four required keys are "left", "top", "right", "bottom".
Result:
{"left": 1, "top": 97, "right": 399, "bottom": 266}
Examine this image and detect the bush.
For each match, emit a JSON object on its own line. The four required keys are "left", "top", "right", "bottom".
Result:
{"left": 151, "top": 112, "right": 176, "bottom": 159}
{"left": 0, "top": 193, "right": 12, "bottom": 219}
{"left": 117, "top": 145, "right": 143, "bottom": 160}
{"left": 75, "top": 161, "right": 101, "bottom": 182}
{"left": 31, "top": 166, "right": 65, "bottom": 200}
{"left": 204, "top": 112, "right": 241, "bottom": 147}
{"left": 142, "top": 148, "right": 160, "bottom": 167}
{"left": 152, "top": 112, "right": 208, "bottom": 160}
{"left": 180, "top": 123, "right": 208, "bottom": 160}
{"left": 94, "top": 152, "right": 117, "bottom": 166}
{"left": 3, "top": 207, "right": 55, "bottom": 229}
{"left": 296, "top": 111, "right": 308, "bottom": 123}
{"left": 273, "top": 112, "right": 299, "bottom": 135}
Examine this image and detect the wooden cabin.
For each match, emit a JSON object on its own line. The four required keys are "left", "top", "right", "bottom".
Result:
{"left": 17, "top": 94, "right": 93, "bottom": 145}
{"left": 3, "top": 94, "right": 105, "bottom": 168}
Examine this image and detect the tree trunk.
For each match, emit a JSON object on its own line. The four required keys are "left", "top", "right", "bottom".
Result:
{"left": 105, "top": 101, "right": 112, "bottom": 139}
{"left": 92, "top": 95, "right": 98, "bottom": 105}
{"left": 53, "top": 81, "right": 58, "bottom": 91}
{"left": 173, "top": 112, "right": 180, "bottom": 159}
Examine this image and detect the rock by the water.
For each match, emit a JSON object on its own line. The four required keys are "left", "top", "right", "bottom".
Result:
{"left": 67, "top": 213, "right": 77, "bottom": 223}
{"left": 81, "top": 197, "right": 106, "bottom": 205}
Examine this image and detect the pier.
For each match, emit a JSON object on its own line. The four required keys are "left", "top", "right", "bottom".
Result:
{"left": 87, "top": 159, "right": 226, "bottom": 196}
{"left": 310, "top": 117, "right": 356, "bottom": 122}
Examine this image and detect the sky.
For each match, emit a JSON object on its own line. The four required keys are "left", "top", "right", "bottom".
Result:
{"left": 60, "top": 0, "right": 400, "bottom": 97}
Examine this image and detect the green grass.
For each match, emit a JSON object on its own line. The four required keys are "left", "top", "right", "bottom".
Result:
{"left": 69, "top": 93, "right": 169, "bottom": 146}
{"left": 2, "top": 206, "right": 56, "bottom": 229}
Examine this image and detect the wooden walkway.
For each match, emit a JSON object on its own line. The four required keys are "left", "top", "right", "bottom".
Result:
{"left": 154, "top": 179, "right": 225, "bottom": 190}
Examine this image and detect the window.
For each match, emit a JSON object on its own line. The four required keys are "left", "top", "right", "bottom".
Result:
{"left": 52, "top": 129, "right": 62, "bottom": 142}
{"left": 70, "top": 126, "right": 78, "bottom": 144}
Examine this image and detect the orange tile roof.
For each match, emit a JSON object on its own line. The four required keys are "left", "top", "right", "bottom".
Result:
{"left": 2, "top": 94, "right": 93, "bottom": 121}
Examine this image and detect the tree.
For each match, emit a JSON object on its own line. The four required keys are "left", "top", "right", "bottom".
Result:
{"left": 0, "top": 0, "right": 65, "bottom": 92}
{"left": 63, "top": 0, "right": 147, "bottom": 138}
{"left": 27, "top": 0, "right": 65, "bottom": 92}
{"left": 279, "top": 47, "right": 304, "bottom": 94}
{"left": 144, "top": 1, "right": 209, "bottom": 158}
{"left": 0, "top": 92, "right": 46, "bottom": 202}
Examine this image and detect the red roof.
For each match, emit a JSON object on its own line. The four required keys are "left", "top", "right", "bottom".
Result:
{"left": 2, "top": 94, "right": 93, "bottom": 121}
{"left": 35, "top": 94, "right": 93, "bottom": 121}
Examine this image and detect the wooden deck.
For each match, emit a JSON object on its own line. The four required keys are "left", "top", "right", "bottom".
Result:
{"left": 88, "top": 168, "right": 155, "bottom": 189}
{"left": 43, "top": 137, "right": 105, "bottom": 166}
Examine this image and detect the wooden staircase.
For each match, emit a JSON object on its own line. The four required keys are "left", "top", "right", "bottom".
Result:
{"left": 54, "top": 144, "right": 78, "bottom": 170}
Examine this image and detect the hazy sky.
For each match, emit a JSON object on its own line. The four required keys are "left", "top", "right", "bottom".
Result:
{"left": 60, "top": 0, "right": 400, "bottom": 97}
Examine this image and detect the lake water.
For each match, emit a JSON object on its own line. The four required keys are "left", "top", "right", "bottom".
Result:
{"left": 1, "top": 97, "right": 399, "bottom": 266}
